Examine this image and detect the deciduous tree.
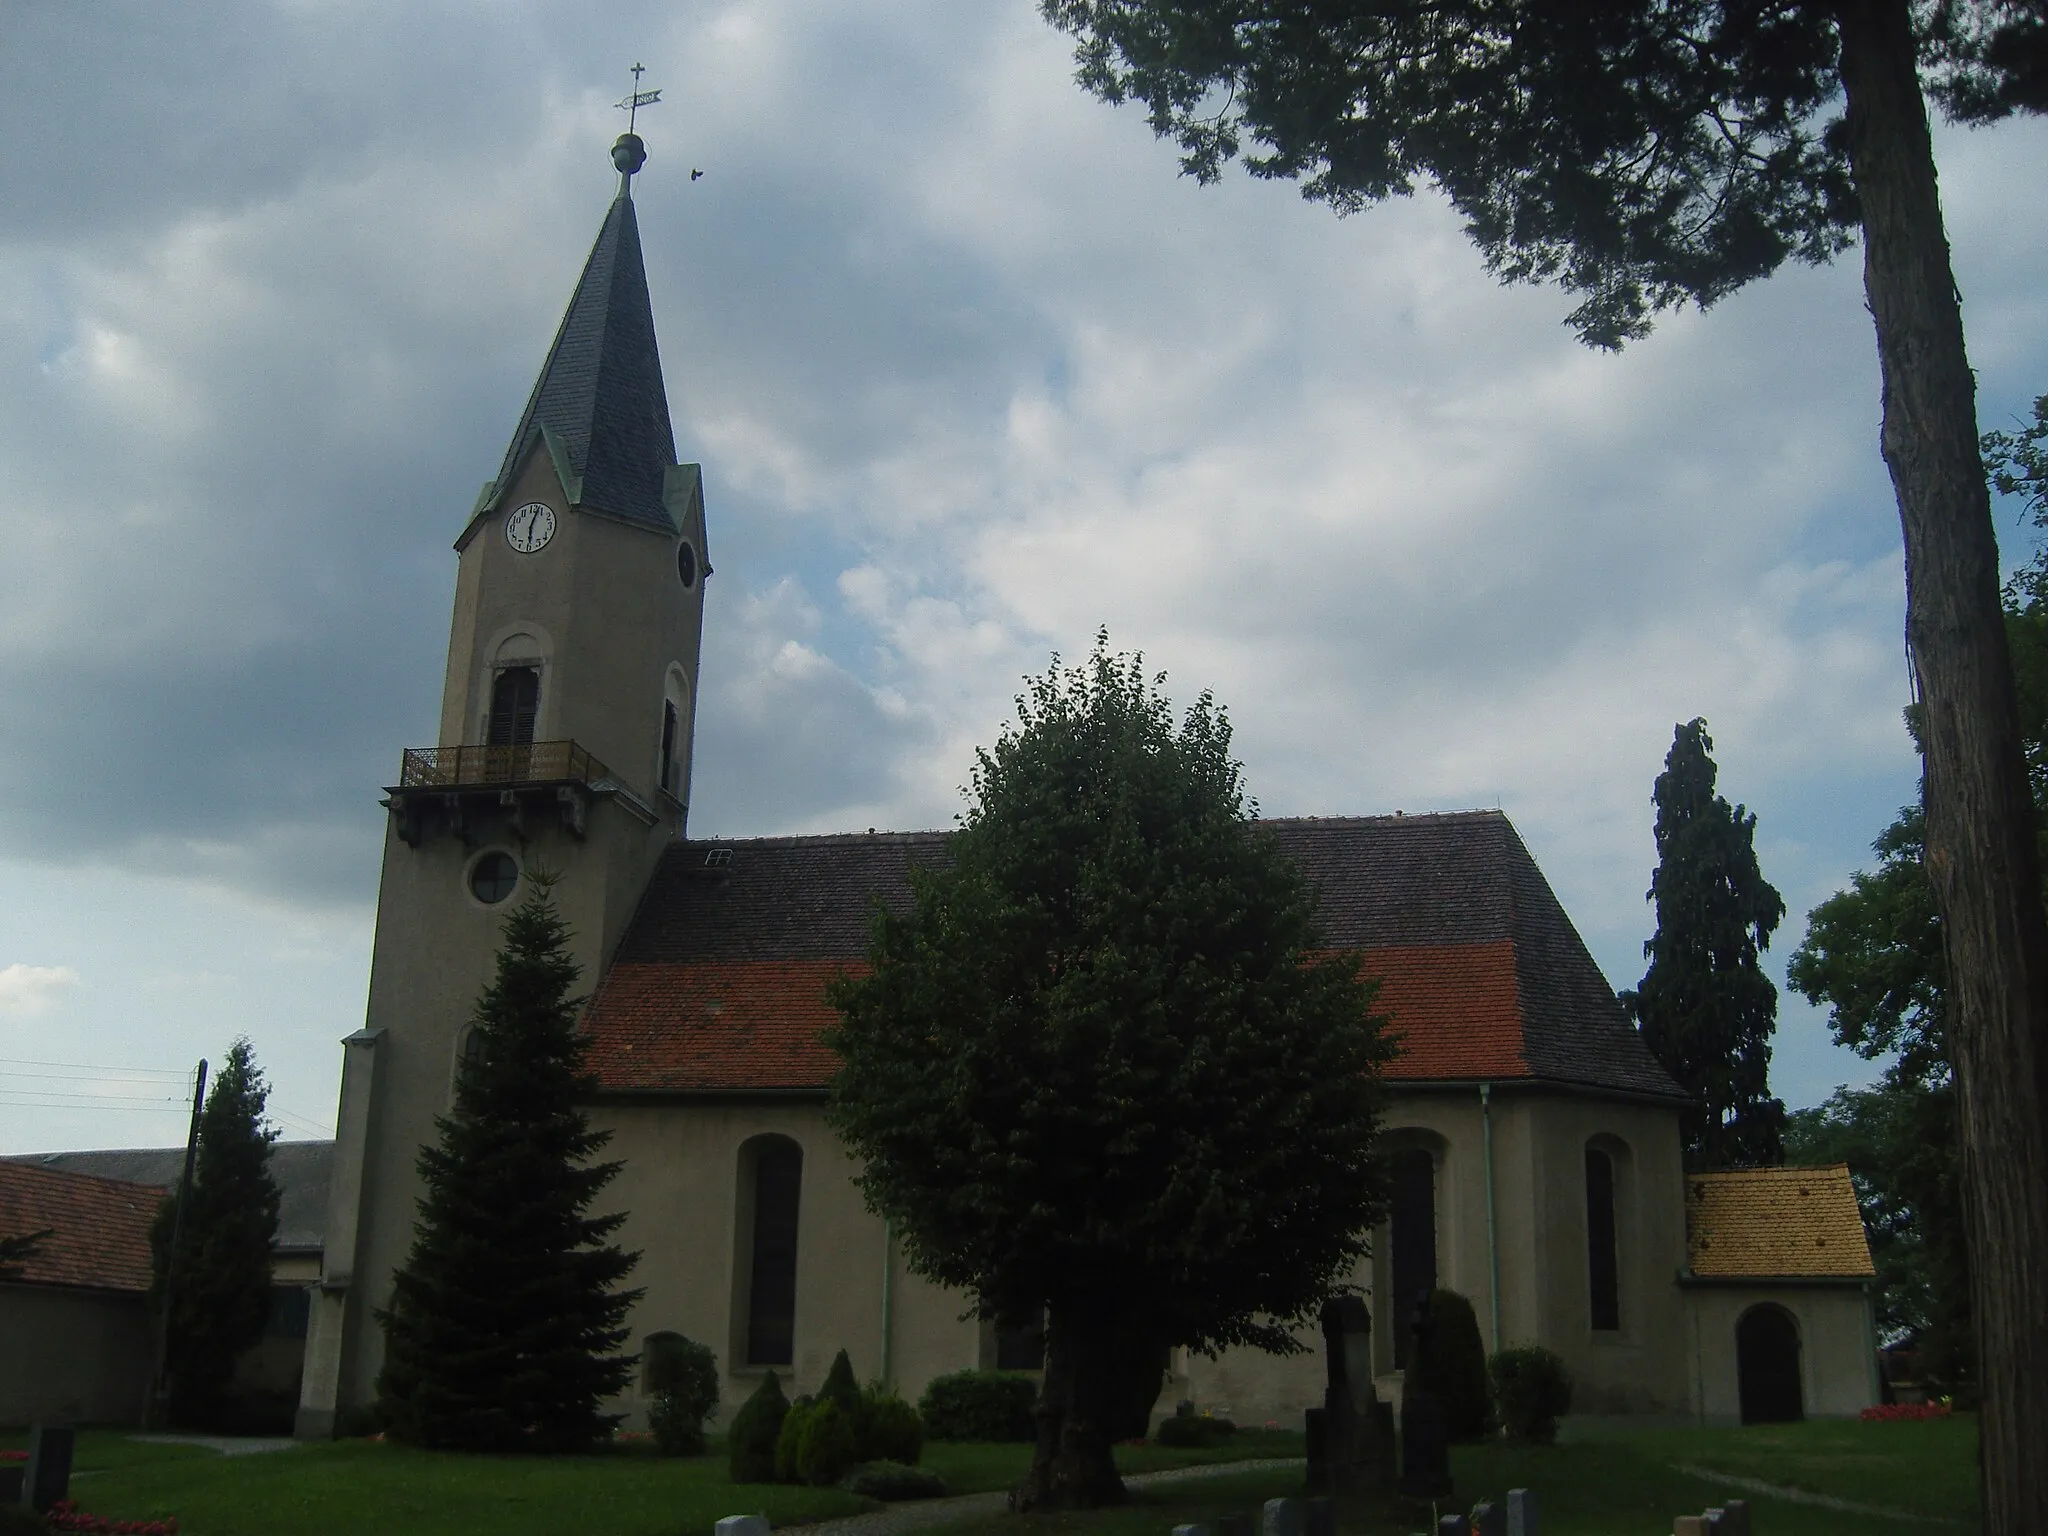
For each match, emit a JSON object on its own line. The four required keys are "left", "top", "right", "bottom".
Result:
{"left": 149, "top": 1037, "right": 281, "bottom": 1428}
{"left": 1628, "top": 719, "right": 1788, "bottom": 1169}
{"left": 828, "top": 638, "right": 1393, "bottom": 1510}
{"left": 1037, "top": 6, "right": 2048, "bottom": 1520}
{"left": 375, "top": 878, "right": 640, "bottom": 1453}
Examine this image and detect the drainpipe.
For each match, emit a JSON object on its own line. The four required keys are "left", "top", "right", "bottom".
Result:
{"left": 1480, "top": 1083, "right": 1501, "bottom": 1353}
{"left": 880, "top": 1217, "right": 895, "bottom": 1391}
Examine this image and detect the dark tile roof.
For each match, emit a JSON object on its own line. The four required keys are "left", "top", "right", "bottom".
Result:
{"left": 8, "top": 1141, "right": 332, "bottom": 1253}
{"left": 493, "top": 191, "right": 676, "bottom": 532}
{"left": 586, "top": 812, "right": 1682, "bottom": 1100}
{"left": 0, "top": 1160, "right": 159, "bottom": 1294}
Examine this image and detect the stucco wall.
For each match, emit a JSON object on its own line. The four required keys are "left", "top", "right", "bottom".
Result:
{"left": 0, "top": 1284, "right": 150, "bottom": 1426}
{"left": 1684, "top": 1284, "right": 1877, "bottom": 1423}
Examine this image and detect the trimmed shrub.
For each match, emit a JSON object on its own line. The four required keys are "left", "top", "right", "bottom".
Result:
{"left": 1489, "top": 1345, "right": 1574, "bottom": 1444}
{"left": 1154, "top": 1413, "right": 1235, "bottom": 1448}
{"left": 919, "top": 1369, "right": 1037, "bottom": 1442}
{"left": 728, "top": 1371, "right": 791, "bottom": 1483}
{"left": 819, "top": 1349, "right": 862, "bottom": 1414}
{"left": 840, "top": 1461, "right": 951, "bottom": 1500}
{"left": 796, "top": 1398, "right": 860, "bottom": 1487}
{"left": 859, "top": 1388, "right": 925, "bottom": 1464}
{"left": 645, "top": 1334, "right": 720, "bottom": 1455}
{"left": 774, "top": 1399, "right": 815, "bottom": 1483}
{"left": 1414, "top": 1288, "right": 1491, "bottom": 1442}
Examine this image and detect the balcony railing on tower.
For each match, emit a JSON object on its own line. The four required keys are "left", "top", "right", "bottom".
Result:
{"left": 384, "top": 739, "right": 617, "bottom": 847}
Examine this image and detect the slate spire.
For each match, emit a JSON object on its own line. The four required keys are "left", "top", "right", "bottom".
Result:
{"left": 493, "top": 134, "right": 676, "bottom": 532}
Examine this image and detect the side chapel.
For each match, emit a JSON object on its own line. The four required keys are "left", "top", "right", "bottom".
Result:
{"left": 296, "top": 133, "right": 1880, "bottom": 1440}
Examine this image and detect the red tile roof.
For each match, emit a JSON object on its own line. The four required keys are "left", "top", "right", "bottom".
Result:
{"left": 0, "top": 1159, "right": 161, "bottom": 1294}
{"left": 584, "top": 813, "right": 1676, "bottom": 1098}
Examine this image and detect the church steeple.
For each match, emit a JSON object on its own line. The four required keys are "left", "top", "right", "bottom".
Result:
{"left": 489, "top": 134, "right": 676, "bottom": 533}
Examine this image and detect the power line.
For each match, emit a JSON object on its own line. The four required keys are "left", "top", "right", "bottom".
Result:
{"left": 0, "top": 1055, "right": 190, "bottom": 1077}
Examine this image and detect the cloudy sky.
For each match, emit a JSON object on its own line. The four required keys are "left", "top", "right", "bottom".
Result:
{"left": 3, "top": 1, "right": 2044, "bottom": 1153}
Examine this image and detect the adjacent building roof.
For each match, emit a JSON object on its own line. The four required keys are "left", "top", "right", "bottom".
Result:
{"left": 583, "top": 811, "right": 1682, "bottom": 1101}
{"left": 8, "top": 1141, "right": 332, "bottom": 1254}
{"left": 1685, "top": 1164, "right": 1876, "bottom": 1280}
{"left": 0, "top": 1160, "right": 159, "bottom": 1294}
{"left": 491, "top": 190, "right": 677, "bottom": 533}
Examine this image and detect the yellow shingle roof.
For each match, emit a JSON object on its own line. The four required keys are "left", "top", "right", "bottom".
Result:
{"left": 1685, "top": 1163, "right": 1875, "bottom": 1279}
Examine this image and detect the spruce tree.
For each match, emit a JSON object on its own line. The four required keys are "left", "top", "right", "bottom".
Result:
{"left": 148, "top": 1037, "right": 282, "bottom": 1428}
{"left": 1627, "top": 719, "right": 1788, "bottom": 1169}
{"left": 375, "top": 878, "right": 641, "bottom": 1452}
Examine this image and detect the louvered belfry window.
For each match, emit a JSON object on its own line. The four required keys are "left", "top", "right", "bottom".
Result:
{"left": 488, "top": 666, "right": 540, "bottom": 747}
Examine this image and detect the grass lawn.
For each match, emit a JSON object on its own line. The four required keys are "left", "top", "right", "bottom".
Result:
{"left": 1, "top": 1418, "right": 1976, "bottom": 1536}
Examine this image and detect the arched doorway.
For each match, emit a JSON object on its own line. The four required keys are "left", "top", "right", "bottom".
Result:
{"left": 1736, "top": 1304, "right": 1804, "bottom": 1423}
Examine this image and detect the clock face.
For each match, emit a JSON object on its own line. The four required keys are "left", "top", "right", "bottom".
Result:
{"left": 505, "top": 502, "right": 557, "bottom": 554}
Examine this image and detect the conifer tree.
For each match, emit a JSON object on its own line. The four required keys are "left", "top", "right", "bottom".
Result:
{"left": 148, "top": 1037, "right": 281, "bottom": 1428}
{"left": 375, "top": 878, "right": 641, "bottom": 1452}
{"left": 1627, "top": 720, "right": 1788, "bottom": 1169}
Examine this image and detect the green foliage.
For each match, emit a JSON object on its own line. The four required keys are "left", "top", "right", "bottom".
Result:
{"left": 773, "top": 1398, "right": 812, "bottom": 1483}
{"left": 729, "top": 1371, "right": 790, "bottom": 1484}
{"left": 819, "top": 1349, "right": 861, "bottom": 1415}
{"left": 149, "top": 1037, "right": 282, "bottom": 1429}
{"left": 795, "top": 1399, "right": 860, "bottom": 1487}
{"left": 1489, "top": 1346, "right": 1575, "bottom": 1444}
{"left": 643, "top": 1334, "right": 720, "bottom": 1455}
{"left": 1414, "top": 1289, "right": 1491, "bottom": 1443}
{"left": 0, "top": 1227, "right": 51, "bottom": 1281}
{"left": 1625, "top": 719, "right": 1788, "bottom": 1169}
{"left": 918, "top": 1370, "right": 1038, "bottom": 1443}
{"left": 830, "top": 638, "right": 1394, "bottom": 1506}
{"left": 838, "top": 1461, "right": 950, "bottom": 1500}
{"left": 373, "top": 879, "right": 642, "bottom": 1453}
{"left": 858, "top": 1389, "right": 925, "bottom": 1465}
{"left": 1154, "top": 1414, "right": 1235, "bottom": 1448}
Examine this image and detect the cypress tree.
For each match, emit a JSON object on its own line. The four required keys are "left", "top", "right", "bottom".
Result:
{"left": 375, "top": 877, "right": 641, "bottom": 1452}
{"left": 148, "top": 1037, "right": 282, "bottom": 1428}
{"left": 1628, "top": 719, "right": 1788, "bottom": 1169}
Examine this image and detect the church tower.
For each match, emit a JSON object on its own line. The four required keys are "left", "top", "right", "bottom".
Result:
{"left": 297, "top": 131, "right": 707, "bottom": 1436}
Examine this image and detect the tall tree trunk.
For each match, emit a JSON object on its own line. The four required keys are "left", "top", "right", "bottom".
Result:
{"left": 1016, "top": 1300, "right": 1129, "bottom": 1511}
{"left": 1833, "top": 4, "right": 2048, "bottom": 1529}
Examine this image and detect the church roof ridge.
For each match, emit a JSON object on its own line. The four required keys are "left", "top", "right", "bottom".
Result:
{"left": 489, "top": 187, "right": 678, "bottom": 533}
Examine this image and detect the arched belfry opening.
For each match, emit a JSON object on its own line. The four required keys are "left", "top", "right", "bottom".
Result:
{"left": 488, "top": 666, "right": 540, "bottom": 749}
{"left": 1736, "top": 1303, "right": 1804, "bottom": 1423}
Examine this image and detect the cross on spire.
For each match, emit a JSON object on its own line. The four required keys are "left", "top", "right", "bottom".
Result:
{"left": 617, "top": 62, "right": 661, "bottom": 135}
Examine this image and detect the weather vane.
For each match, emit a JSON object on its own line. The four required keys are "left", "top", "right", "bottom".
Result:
{"left": 617, "top": 62, "right": 662, "bottom": 134}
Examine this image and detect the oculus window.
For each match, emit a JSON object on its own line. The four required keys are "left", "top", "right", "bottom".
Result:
{"left": 470, "top": 851, "right": 519, "bottom": 904}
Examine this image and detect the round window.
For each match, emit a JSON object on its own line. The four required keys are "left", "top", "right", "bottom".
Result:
{"left": 469, "top": 851, "right": 519, "bottom": 904}
{"left": 677, "top": 540, "right": 698, "bottom": 589}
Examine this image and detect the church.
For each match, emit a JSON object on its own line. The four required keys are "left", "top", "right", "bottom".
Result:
{"left": 292, "top": 131, "right": 1881, "bottom": 1442}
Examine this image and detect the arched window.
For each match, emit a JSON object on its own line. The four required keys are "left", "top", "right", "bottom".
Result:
{"left": 743, "top": 1138, "right": 802, "bottom": 1366}
{"left": 1389, "top": 1145, "right": 1438, "bottom": 1367}
{"left": 1586, "top": 1145, "right": 1621, "bottom": 1331}
{"left": 660, "top": 700, "right": 680, "bottom": 798}
{"left": 488, "top": 666, "right": 540, "bottom": 747}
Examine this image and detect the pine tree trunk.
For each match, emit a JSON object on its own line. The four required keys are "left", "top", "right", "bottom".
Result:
{"left": 1016, "top": 1301, "right": 1129, "bottom": 1511}
{"left": 1832, "top": 4, "right": 2048, "bottom": 1528}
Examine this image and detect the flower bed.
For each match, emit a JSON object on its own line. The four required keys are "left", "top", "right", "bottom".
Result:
{"left": 45, "top": 1501, "right": 180, "bottom": 1535}
{"left": 1861, "top": 1401, "right": 1953, "bottom": 1421}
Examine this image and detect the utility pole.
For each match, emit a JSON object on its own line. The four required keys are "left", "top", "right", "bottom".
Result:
{"left": 142, "top": 1058, "right": 206, "bottom": 1430}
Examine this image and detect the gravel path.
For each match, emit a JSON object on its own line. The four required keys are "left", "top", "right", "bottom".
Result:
{"left": 782, "top": 1457, "right": 1306, "bottom": 1536}
{"left": 1669, "top": 1463, "right": 1964, "bottom": 1526}
{"left": 126, "top": 1435, "right": 298, "bottom": 1457}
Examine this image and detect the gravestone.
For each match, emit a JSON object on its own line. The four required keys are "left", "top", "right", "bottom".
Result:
{"left": 1398, "top": 1293, "right": 1452, "bottom": 1499}
{"left": 1672, "top": 1518, "right": 1708, "bottom": 1536}
{"left": 1718, "top": 1502, "right": 1750, "bottom": 1536}
{"left": 1506, "top": 1487, "right": 1539, "bottom": 1536}
{"left": 1317, "top": 1294, "right": 1396, "bottom": 1498}
{"left": 1437, "top": 1517, "right": 1471, "bottom": 1536}
{"left": 24, "top": 1424, "right": 73, "bottom": 1515}
{"left": 1303, "top": 1495, "right": 1336, "bottom": 1536}
{"left": 1262, "top": 1497, "right": 1303, "bottom": 1536}
{"left": 713, "top": 1516, "right": 769, "bottom": 1536}
{"left": 1471, "top": 1500, "right": 1505, "bottom": 1536}
{"left": 1171, "top": 1525, "right": 1212, "bottom": 1536}
{"left": 1217, "top": 1511, "right": 1256, "bottom": 1536}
